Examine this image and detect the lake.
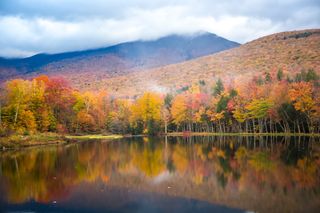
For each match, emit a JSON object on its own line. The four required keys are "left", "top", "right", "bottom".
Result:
{"left": 0, "top": 136, "right": 319, "bottom": 213}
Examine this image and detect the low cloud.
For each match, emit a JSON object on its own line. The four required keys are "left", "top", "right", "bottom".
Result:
{"left": 0, "top": 0, "right": 319, "bottom": 58}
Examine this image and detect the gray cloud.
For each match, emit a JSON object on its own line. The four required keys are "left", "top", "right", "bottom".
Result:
{"left": 0, "top": 0, "right": 319, "bottom": 58}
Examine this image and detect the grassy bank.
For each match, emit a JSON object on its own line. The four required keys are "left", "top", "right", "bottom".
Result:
{"left": 65, "top": 134, "right": 123, "bottom": 140}
{"left": 0, "top": 133, "right": 123, "bottom": 150}
{"left": 0, "top": 133, "right": 67, "bottom": 150}
{"left": 166, "top": 132, "right": 320, "bottom": 137}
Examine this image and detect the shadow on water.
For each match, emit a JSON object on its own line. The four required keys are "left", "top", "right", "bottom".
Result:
{"left": 0, "top": 136, "right": 319, "bottom": 213}
{"left": 4, "top": 186, "right": 244, "bottom": 213}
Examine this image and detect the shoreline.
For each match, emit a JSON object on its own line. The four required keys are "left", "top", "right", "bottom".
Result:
{"left": 1, "top": 132, "right": 319, "bottom": 150}
{"left": 165, "top": 132, "right": 320, "bottom": 137}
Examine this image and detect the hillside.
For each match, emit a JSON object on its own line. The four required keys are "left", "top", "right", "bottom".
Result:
{"left": 89, "top": 29, "right": 319, "bottom": 96}
{"left": 0, "top": 32, "right": 239, "bottom": 81}
{"left": 1, "top": 29, "right": 319, "bottom": 97}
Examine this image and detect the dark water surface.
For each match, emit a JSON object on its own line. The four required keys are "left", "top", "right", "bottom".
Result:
{"left": 0, "top": 136, "right": 319, "bottom": 213}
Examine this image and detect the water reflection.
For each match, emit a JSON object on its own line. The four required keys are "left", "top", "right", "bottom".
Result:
{"left": 0, "top": 136, "right": 319, "bottom": 213}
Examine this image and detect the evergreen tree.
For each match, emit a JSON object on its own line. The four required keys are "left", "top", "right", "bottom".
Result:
{"left": 277, "top": 69, "right": 284, "bottom": 81}
{"left": 213, "top": 78, "right": 224, "bottom": 96}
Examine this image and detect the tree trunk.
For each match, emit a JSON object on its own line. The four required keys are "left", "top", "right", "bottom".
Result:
{"left": 164, "top": 119, "right": 168, "bottom": 134}
{"left": 258, "top": 119, "right": 263, "bottom": 134}
{"left": 245, "top": 120, "right": 248, "bottom": 133}
{"left": 252, "top": 119, "right": 256, "bottom": 133}
{"left": 218, "top": 121, "right": 222, "bottom": 132}
{"left": 296, "top": 120, "right": 301, "bottom": 134}
{"left": 14, "top": 103, "right": 20, "bottom": 126}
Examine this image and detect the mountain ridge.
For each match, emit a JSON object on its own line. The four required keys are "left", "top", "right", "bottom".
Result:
{"left": 92, "top": 29, "right": 320, "bottom": 96}
{"left": 0, "top": 31, "right": 239, "bottom": 80}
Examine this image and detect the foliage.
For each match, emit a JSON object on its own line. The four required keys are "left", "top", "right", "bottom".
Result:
{"left": 0, "top": 68, "right": 319, "bottom": 136}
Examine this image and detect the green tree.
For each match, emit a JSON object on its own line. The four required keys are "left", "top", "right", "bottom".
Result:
{"left": 277, "top": 69, "right": 284, "bottom": 81}
{"left": 306, "top": 69, "right": 319, "bottom": 82}
{"left": 213, "top": 78, "right": 224, "bottom": 96}
{"left": 265, "top": 72, "right": 272, "bottom": 83}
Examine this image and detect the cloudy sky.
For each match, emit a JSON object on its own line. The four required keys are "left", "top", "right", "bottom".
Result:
{"left": 0, "top": 0, "right": 319, "bottom": 58}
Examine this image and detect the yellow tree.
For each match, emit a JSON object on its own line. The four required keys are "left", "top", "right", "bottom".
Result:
{"left": 73, "top": 91, "right": 98, "bottom": 132}
{"left": 232, "top": 106, "right": 247, "bottom": 123}
{"left": 171, "top": 94, "right": 192, "bottom": 131}
{"left": 245, "top": 98, "right": 273, "bottom": 133}
{"left": 131, "top": 92, "right": 163, "bottom": 134}
{"left": 29, "top": 79, "right": 51, "bottom": 132}
{"left": 207, "top": 110, "right": 225, "bottom": 132}
{"left": 4, "top": 79, "right": 36, "bottom": 133}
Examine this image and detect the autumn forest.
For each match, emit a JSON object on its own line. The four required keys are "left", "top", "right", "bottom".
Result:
{"left": 0, "top": 68, "right": 319, "bottom": 137}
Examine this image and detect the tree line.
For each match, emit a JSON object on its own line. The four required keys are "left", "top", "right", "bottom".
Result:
{"left": 0, "top": 68, "right": 319, "bottom": 136}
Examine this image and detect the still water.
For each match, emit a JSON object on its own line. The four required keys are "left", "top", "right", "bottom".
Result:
{"left": 0, "top": 136, "right": 319, "bottom": 213}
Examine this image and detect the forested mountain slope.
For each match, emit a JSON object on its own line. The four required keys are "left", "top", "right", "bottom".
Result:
{"left": 0, "top": 32, "right": 239, "bottom": 81}
{"left": 96, "top": 29, "right": 320, "bottom": 96}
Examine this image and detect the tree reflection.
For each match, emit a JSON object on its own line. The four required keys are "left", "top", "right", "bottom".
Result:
{"left": 0, "top": 136, "right": 319, "bottom": 212}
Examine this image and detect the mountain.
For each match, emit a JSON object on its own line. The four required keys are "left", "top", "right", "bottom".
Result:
{"left": 1, "top": 29, "right": 319, "bottom": 97}
{"left": 0, "top": 32, "right": 239, "bottom": 81}
{"left": 94, "top": 29, "right": 319, "bottom": 96}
